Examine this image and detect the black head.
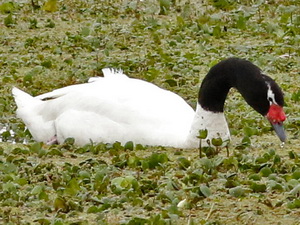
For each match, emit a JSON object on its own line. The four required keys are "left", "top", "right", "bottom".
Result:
{"left": 198, "top": 58, "right": 284, "bottom": 114}
{"left": 198, "top": 57, "right": 286, "bottom": 141}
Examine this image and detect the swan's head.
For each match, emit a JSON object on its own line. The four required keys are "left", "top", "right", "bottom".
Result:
{"left": 199, "top": 58, "right": 287, "bottom": 143}
{"left": 265, "top": 79, "right": 286, "bottom": 142}
{"left": 248, "top": 74, "right": 286, "bottom": 142}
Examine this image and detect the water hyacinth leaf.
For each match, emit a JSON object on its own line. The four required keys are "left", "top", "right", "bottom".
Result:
{"left": 211, "top": 0, "right": 231, "bottom": 9}
{"left": 197, "top": 129, "right": 208, "bottom": 139}
{"left": 124, "top": 141, "right": 134, "bottom": 150}
{"left": 243, "top": 126, "right": 258, "bottom": 137}
{"left": 273, "top": 154, "right": 281, "bottom": 164}
{"left": 87, "top": 206, "right": 102, "bottom": 213}
{"left": 145, "top": 152, "right": 168, "bottom": 169}
{"left": 165, "top": 79, "right": 177, "bottom": 87}
{"left": 45, "top": 19, "right": 55, "bottom": 28}
{"left": 236, "top": 15, "right": 247, "bottom": 29}
{"left": 35, "top": 218, "right": 51, "bottom": 225}
{"left": 16, "top": 177, "right": 28, "bottom": 186}
{"left": 291, "top": 90, "right": 300, "bottom": 102}
{"left": 39, "top": 191, "right": 49, "bottom": 201}
{"left": 260, "top": 166, "right": 272, "bottom": 177}
{"left": 47, "top": 148, "right": 63, "bottom": 156}
{"left": 287, "top": 199, "right": 300, "bottom": 209}
{"left": 287, "top": 180, "right": 299, "bottom": 190}
{"left": 229, "top": 186, "right": 245, "bottom": 198}
{"left": 41, "top": 60, "right": 52, "bottom": 68}
{"left": 65, "top": 178, "right": 80, "bottom": 196}
{"left": 250, "top": 182, "right": 267, "bottom": 193}
{"left": 288, "top": 184, "right": 300, "bottom": 196}
{"left": 30, "top": 142, "right": 43, "bottom": 153}
{"left": 248, "top": 173, "right": 261, "bottom": 181}
{"left": 81, "top": 27, "right": 90, "bottom": 37}
{"left": 288, "top": 151, "right": 298, "bottom": 160}
{"left": 79, "top": 170, "right": 90, "bottom": 179}
{"left": 111, "top": 177, "right": 125, "bottom": 194}
{"left": 0, "top": 2, "right": 15, "bottom": 13}
{"left": 177, "top": 157, "right": 191, "bottom": 170}
{"left": 23, "top": 73, "right": 33, "bottom": 86}
{"left": 3, "top": 182, "right": 17, "bottom": 192}
{"left": 213, "top": 25, "right": 221, "bottom": 38}
{"left": 199, "top": 185, "right": 211, "bottom": 197}
{"left": 292, "top": 169, "right": 300, "bottom": 180}
{"left": 42, "top": 0, "right": 58, "bottom": 12}
{"left": 4, "top": 14, "right": 15, "bottom": 27}
{"left": 31, "top": 185, "right": 44, "bottom": 195}
{"left": 29, "top": 18, "right": 38, "bottom": 29}
{"left": 159, "top": 0, "right": 171, "bottom": 15}
{"left": 267, "top": 180, "right": 284, "bottom": 192}
{"left": 241, "top": 136, "right": 251, "bottom": 146}
{"left": 211, "top": 137, "right": 223, "bottom": 146}
{"left": 54, "top": 196, "right": 68, "bottom": 212}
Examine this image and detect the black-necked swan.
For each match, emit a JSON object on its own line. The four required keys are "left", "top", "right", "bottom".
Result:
{"left": 12, "top": 58, "right": 286, "bottom": 147}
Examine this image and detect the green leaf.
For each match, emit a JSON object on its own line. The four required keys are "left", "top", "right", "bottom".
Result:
{"left": 30, "top": 142, "right": 43, "bottom": 153}
{"left": 292, "top": 169, "right": 300, "bottom": 180}
{"left": 165, "top": 79, "right": 177, "bottom": 87}
{"left": 229, "top": 186, "right": 245, "bottom": 198}
{"left": 41, "top": 60, "right": 52, "bottom": 68}
{"left": 211, "top": 137, "right": 223, "bottom": 146}
{"left": 287, "top": 199, "right": 300, "bottom": 209}
{"left": 0, "top": 2, "right": 15, "bottom": 13}
{"left": 124, "top": 141, "right": 134, "bottom": 150}
{"left": 236, "top": 15, "right": 246, "bottom": 30}
{"left": 54, "top": 197, "right": 68, "bottom": 212}
{"left": 42, "top": 0, "right": 57, "bottom": 12}
{"left": 243, "top": 126, "right": 257, "bottom": 137}
{"left": 4, "top": 14, "right": 15, "bottom": 27}
{"left": 81, "top": 27, "right": 90, "bottom": 37}
{"left": 200, "top": 185, "right": 211, "bottom": 197}
{"left": 87, "top": 206, "right": 102, "bottom": 213}
{"left": 45, "top": 19, "right": 55, "bottom": 28}
{"left": 197, "top": 129, "right": 208, "bottom": 139}
{"left": 213, "top": 25, "right": 221, "bottom": 38}
{"left": 159, "top": 0, "right": 171, "bottom": 15}
{"left": 29, "top": 18, "right": 38, "bottom": 29}
{"left": 248, "top": 173, "right": 261, "bottom": 181}
{"left": 47, "top": 148, "right": 63, "bottom": 156}
{"left": 250, "top": 182, "right": 267, "bottom": 193}
{"left": 288, "top": 184, "right": 300, "bottom": 196}
{"left": 260, "top": 166, "right": 272, "bottom": 177}
{"left": 177, "top": 157, "right": 191, "bottom": 170}
{"left": 79, "top": 170, "right": 90, "bottom": 179}
{"left": 267, "top": 180, "right": 284, "bottom": 192}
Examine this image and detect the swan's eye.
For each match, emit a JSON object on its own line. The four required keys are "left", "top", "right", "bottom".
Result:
{"left": 268, "top": 97, "right": 274, "bottom": 103}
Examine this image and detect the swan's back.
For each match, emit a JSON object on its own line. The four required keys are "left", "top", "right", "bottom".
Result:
{"left": 13, "top": 69, "right": 195, "bottom": 147}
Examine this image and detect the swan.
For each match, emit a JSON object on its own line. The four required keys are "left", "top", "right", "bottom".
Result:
{"left": 12, "top": 58, "right": 286, "bottom": 147}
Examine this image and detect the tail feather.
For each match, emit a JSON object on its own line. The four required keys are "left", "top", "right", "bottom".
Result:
{"left": 12, "top": 87, "right": 54, "bottom": 142}
{"left": 88, "top": 68, "right": 127, "bottom": 83}
{"left": 102, "top": 68, "right": 127, "bottom": 78}
{"left": 12, "top": 87, "right": 38, "bottom": 108}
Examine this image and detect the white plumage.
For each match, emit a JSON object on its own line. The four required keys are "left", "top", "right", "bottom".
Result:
{"left": 12, "top": 58, "right": 287, "bottom": 147}
{"left": 13, "top": 68, "right": 225, "bottom": 148}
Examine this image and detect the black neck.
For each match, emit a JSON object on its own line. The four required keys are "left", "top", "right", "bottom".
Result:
{"left": 198, "top": 58, "right": 284, "bottom": 115}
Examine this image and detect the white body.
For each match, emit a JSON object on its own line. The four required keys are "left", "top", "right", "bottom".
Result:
{"left": 12, "top": 69, "right": 230, "bottom": 148}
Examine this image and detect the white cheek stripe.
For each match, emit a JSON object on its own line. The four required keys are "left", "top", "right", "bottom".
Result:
{"left": 267, "top": 83, "right": 278, "bottom": 105}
